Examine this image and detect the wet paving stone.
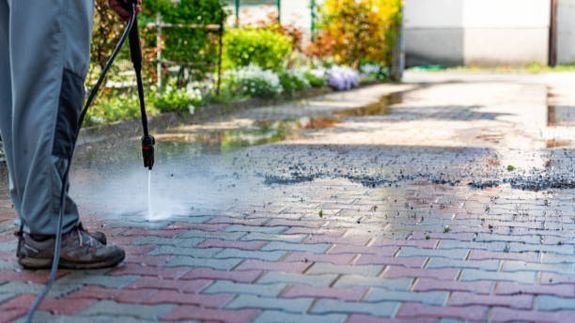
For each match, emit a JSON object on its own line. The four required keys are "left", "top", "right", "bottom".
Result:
{"left": 3, "top": 73, "right": 575, "bottom": 321}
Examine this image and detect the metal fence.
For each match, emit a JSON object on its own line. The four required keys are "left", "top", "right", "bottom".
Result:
{"left": 146, "top": 11, "right": 225, "bottom": 94}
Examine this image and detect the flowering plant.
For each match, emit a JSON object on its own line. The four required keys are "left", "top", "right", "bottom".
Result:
{"left": 225, "top": 64, "right": 283, "bottom": 98}
{"left": 327, "top": 66, "right": 359, "bottom": 91}
{"left": 280, "top": 69, "right": 311, "bottom": 96}
{"left": 360, "top": 63, "right": 388, "bottom": 81}
{"left": 153, "top": 83, "right": 203, "bottom": 114}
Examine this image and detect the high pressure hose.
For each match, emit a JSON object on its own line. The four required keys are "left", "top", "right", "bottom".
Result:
{"left": 25, "top": 1, "right": 153, "bottom": 321}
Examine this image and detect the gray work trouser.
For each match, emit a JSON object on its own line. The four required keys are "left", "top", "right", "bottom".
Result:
{"left": 0, "top": 0, "right": 94, "bottom": 235}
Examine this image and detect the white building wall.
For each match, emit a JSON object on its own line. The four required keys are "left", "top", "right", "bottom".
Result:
{"left": 405, "top": 0, "right": 463, "bottom": 28}
{"left": 557, "top": 0, "right": 575, "bottom": 64}
{"left": 404, "top": 0, "right": 464, "bottom": 66}
{"left": 405, "top": 0, "right": 551, "bottom": 66}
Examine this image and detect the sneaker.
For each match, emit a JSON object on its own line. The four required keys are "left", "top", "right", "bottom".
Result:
{"left": 17, "top": 226, "right": 125, "bottom": 270}
{"left": 14, "top": 222, "right": 107, "bottom": 245}
{"left": 78, "top": 223, "right": 107, "bottom": 245}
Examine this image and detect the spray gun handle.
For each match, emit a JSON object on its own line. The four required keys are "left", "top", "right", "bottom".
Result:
{"left": 118, "top": 0, "right": 143, "bottom": 71}
{"left": 119, "top": 0, "right": 139, "bottom": 11}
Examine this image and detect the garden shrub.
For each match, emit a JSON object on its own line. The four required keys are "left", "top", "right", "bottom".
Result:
{"left": 303, "top": 68, "right": 327, "bottom": 88}
{"left": 280, "top": 70, "right": 310, "bottom": 96}
{"left": 360, "top": 62, "right": 389, "bottom": 81}
{"left": 225, "top": 65, "right": 282, "bottom": 98}
{"left": 152, "top": 83, "right": 202, "bottom": 114}
{"left": 308, "top": 0, "right": 401, "bottom": 68}
{"left": 223, "top": 28, "right": 293, "bottom": 72}
{"left": 88, "top": 93, "right": 159, "bottom": 126}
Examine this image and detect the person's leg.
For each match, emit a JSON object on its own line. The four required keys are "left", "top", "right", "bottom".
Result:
{"left": 8, "top": 0, "right": 95, "bottom": 235}
{"left": 0, "top": 0, "right": 21, "bottom": 218}
{"left": 9, "top": 0, "right": 124, "bottom": 269}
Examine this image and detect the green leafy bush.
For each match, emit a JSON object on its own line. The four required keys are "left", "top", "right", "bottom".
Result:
{"left": 225, "top": 65, "right": 283, "bottom": 98}
{"left": 280, "top": 70, "right": 310, "bottom": 96}
{"left": 88, "top": 93, "right": 159, "bottom": 126}
{"left": 360, "top": 63, "right": 389, "bottom": 81}
{"left": 152, "top": 84, "right": 202, "bottom": 114}
{"left": 223, "top": 28, "right": 293, "bottom": 72}
{"left": 303, "top": 69, "right": 327, "bottom": 88}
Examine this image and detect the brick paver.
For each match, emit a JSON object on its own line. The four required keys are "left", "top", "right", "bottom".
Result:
{"left": 1, "top": 72, "right": 575, "bottom": 322}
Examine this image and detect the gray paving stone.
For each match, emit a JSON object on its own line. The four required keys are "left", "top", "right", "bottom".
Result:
{"left": 509, "top": 243, "right": 574, "bottom": 255}
{"left": 253, "top": 311, "right": 347, "bottom": 323}
{"left": 226, "top": 295, "right": 314, "bottom": 313}
{"left": 166, "top": 256, "right": 242, "bottom": 270}
{"left": 175, "top": 215, "right": 214, "bottom": 223}
{"left": 0, "top": 281, "right": 78, "bottom": 298}
{"left": 108, "top": 221, "right": 172, "bottom": 229}
{"left": 426, "top": 258, "right": 500, "bottom": 271}
{"left": 536, "top": 296, "right": 575, "bottom": 311}
{"left": 149, "top": 246, "right": 222, "bottom": 257}
{"left": 17, "top": 312, "right": 160, "bottom": 323}
{"left": 334, "top": 275, "right": 413, "bottom": 290}
{"left": 0, "top": 259, "right": 20, "bottom": 270}
{"left": 215, "top": 249, "right": 286, "bottom": 261}
{"left": 460, "top": 269, "right": 536, "bottom": 284}
{"left": 438, "top": 240, "right": 506, "bottom": 251}
{"left": 261, "top": 242, "right": 330, "bottom": 254}
{"left": 540, "top": 253, "right": 575, "bottom": 264}
{"left": 439, "top": 319, "right": 466, "bottom": 323}
{"left": 503, "top": 260, "right": 575, "bottom": 275}
{"left": 398, "top": 247, "right": 469, "bottom": 259}
{"left": 311, "top": 299, "right": 400, "bottom": 317}
{"left": 242, "top": 232, "right": 307, "bottom": 243}
{"left": 79, "top": 300, "right": 175, "bottom": 320}
{"left": 58, "top": 272, "right": 140, "bottom": 288}
{"left": 131, "top": 236, "right": 203, "bottom": 247}
{"left": 475, "top": 233, "right": 540, "bottom": 244}
{"left": 179, "top": 230, "right": 247, "bottom": 240}
{"left": 365, "top": 289, "right": 449, "bottom": 306}
{"left": 204, "top": 281, "right": 286, "bottom": 297}
{"left": 225, "top": 225, "right": 288, "bottom": 234}
{"left": 0, "top": 240, "right": 16, "bottom": 252}
{"left": 258, "top": 272, "right": 338, "bottom": 288}
{"left": 307, "top": 263, "right": 383, "bottom": 276}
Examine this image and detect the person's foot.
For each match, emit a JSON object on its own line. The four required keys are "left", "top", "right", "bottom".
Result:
{"left": 17, "top": 226, "right": 124, "bottom": 270}
{"left": 78, "top": 222, "right": 107, "bottom": 245}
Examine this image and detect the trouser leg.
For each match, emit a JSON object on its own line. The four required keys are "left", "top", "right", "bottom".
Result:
{"left": 0, "top": 0, "right": 21, "bottom": 217}
{"left": 7, "top": 0, "right": 94, "bottom": 235}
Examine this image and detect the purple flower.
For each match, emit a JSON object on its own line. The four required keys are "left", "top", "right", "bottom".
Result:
{"left": 327, "top": 66, "right": 359, "bottom": 91}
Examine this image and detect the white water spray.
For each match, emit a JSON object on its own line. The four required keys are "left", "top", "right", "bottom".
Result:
{"left": 147, "top": 169, "right": 153, "bottom": 218}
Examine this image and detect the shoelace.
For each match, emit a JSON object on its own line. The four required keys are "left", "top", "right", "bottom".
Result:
{"left": 77, "top": 229, "right": 96, "bottom": 247}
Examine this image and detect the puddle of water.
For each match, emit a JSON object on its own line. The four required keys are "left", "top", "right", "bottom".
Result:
{"left": 334, "top": 92, "right": 401, "bottom": 117}
{"left": 547, "top": 105, "right": 575, "bottom": 127}
{"left": 154, "top": 92, "right": 402, "bottom": 153}
{"left": 546, "top": 139, "right": 571, "bottom": 148}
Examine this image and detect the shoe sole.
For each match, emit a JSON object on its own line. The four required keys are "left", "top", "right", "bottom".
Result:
{"left": 18, "top": 252, "right": 125, "bottom": 270}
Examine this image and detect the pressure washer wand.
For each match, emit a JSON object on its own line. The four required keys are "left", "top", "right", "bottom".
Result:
{"left": 126, "top": 1, "right": 155, "bottom": 170}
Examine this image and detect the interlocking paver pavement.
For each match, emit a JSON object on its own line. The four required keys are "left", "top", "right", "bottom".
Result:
{"left": 3, "top": 71, "right": 575, "bottom": 322}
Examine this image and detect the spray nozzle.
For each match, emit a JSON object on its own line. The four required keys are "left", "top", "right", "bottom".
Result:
{"left": 142, "top": 135, "right": 155, "bottom": 170}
